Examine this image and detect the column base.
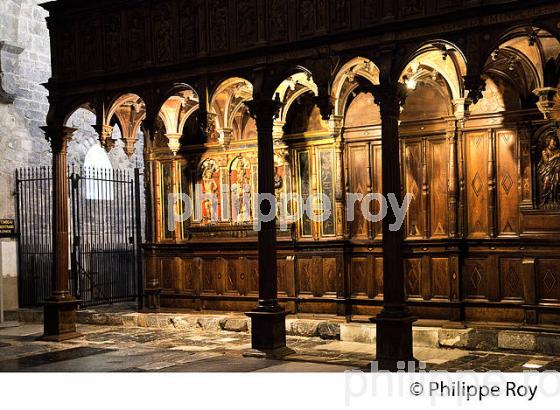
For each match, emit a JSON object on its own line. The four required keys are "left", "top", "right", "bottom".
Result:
{"left": 246, "top": 308, "right": 288, "bottom": 353}
{"left": 371, "top": 311, "right": 416, "bottom": 372}
{"left": 39, "top": 298, "right": 80, "bottom": 342}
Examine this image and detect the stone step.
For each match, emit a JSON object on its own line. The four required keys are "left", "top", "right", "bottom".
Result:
{"left": 7, "top": 308, "right": 560, "bottom": 355}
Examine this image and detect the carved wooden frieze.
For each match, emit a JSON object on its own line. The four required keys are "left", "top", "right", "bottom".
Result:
{"left": 237, "top": 0, "right": 258, "bottom": 47}
{"left": 179, "top": 0, "right": 198, "bottom": 58}
{"left": 104, "top": 12, "right": 123, "bottom": 71}
{"left": 152, "top": 1, "right": 176, "bottom": 64}
{"left": 268, "top": 0, "right": 288, "bottom": 42}
{"left": 127, "top": 9, "right": 147, "bottom": 67}
{"left": 209, "top": 0, "right": 229, "bottom": 52}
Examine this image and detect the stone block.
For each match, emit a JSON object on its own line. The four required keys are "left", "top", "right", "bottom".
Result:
{"left": 498, "top": 331, "right": 537, "bottom": 351}
{"left": 287, "top": 319, "right": 320, "bottom": 337}
{"left": 317, "top": 322, "right": 340, "bottom": 340}
{"left": 197, "top": 317, "right": 223, "bottom": 332}
{"left": 413, "top": 327, "right": 439, "bottom": 347}
{"left": 340, "top": 323, "right": 376, "bottom": 344}
{"left": 536, "top": 333, "right": 560, "bottom": 355}
{"left": 439, "top": 328, "right": 498, "bottom": 350}
{"left": 121, "top": 313, "right": 139, "bottom": 328}
{"left": 221, "top": 318, "right": 249, "bottom": 333}
{"left": 169, "top": 316, "right": 199, "bottom": 330}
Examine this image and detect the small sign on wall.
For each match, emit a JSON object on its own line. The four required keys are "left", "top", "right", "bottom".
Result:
{"left": 0, "top": 219, "right": 16, "bottom": 238}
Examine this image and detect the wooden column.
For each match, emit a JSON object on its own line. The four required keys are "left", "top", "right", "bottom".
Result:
{"left": 244, "top": 98, "right": 288, "bottom": 356}
{"left": 370, "top": 82, "right": 415, "bottom": 370}
{"left": 41, "top": 125, "right": 80, "bottom": 341}
{"left": 447, "top": 119, "right": 459, "bottom": 238}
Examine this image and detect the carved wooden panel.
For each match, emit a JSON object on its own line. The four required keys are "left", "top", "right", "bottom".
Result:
{"left": 405, "top": 258, "right": 422, "bottom": 298}
{"left": 104, "top": 12, "right": 123, "bottom": 71}
{"left": 152, "top": 1, "right": 176, "bottom": 64}
{"left": 161, "top": 258, "right": 176, "bottom": 291}
{"left": 79, "top": 15, "right": 102, "bottom": 74}
{"left": 537, "top": 260, "right": 560, "bottom": 303}
{"left": 398, "top": 0, "right": 425, "bottom": 18}
{"left": 348, "top": 144, "right": 370, "bottom": 239}
{"left": 496, "top": 130, "right": 519, "bottom": 235}
{"left": 350, "top": 257, "right": 370, "bottom": 298}
{"left": 208, "top": 0, "right": 229, "bottom": 52}
{"left": 236, "top": 0, "right": 258, "bottom": 46}
{"left": 466, "top": 132, "right": 489, "bottom": 237}
{"left": 268, "top": 0, "right": 289, "bottom": 42}
{"left": 463, "top": 259, "right": 487, "bottom": 300}
{"left": 277, "top": 257, "right": 289, "bottom": 295}
{"left": 404, "top": 140, "right": 424, "bottom": 238}
{"left": 428, "top": 138, "right": 449, "bottom": 237}
{"left": 297, "top": 0, "right": 318, "bottom": 37}
{"left": 431, "top": 257, "right": 450, "bottom": 299}
{"left": 297, "top": 257, "right": 314, "bottom": 295}
{"left": 226, "top": 258, "right": 238, "bottom": 293}
{"left": 128, "top": 9, "right": 149, "bottom": 67}
{"left": 178, "top": 0, "right": 198, "bottom": 58}
{"left": 360, "top": 0, "right": 382, "bottom": 25}
{"left": 500, "top": 258, "right": 523, "bottom": 301}
{"left": 248, "top": 258, "right": 259, "bottom": 294}
{"left": 331, "top": 0, "right": 351, "bottom": 30}
{"left": 371, "top": 144, "right": 383, "bottom": 238}
{"left": 322, "top": 257, "right": 338, "bottom": 296}
{"left": 374, "top": 257, "right": 383, "bottom": 297}
{"left": 181, "top": 258, "right": 199, "bottom": 294}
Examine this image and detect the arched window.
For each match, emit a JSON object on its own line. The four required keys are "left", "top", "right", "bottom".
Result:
{"left": 84, "top": 144, "right": 114, "bottom": 200}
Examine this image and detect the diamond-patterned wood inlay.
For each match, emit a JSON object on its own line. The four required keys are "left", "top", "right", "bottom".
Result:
{"left": 471, "top": 265, "right": 482, "bottom": 289}
{"left": 544, "top": 270, "right": 558, "bottom": 292}
{"left": 507, "top": 267, "right": 520, "bottom": 295}
{"left": 407, "top": 265, "right": 419, "bottom": 291}
{"left": 501, "top": 173, "right": 514, "bottom": 195}
{"left": 472, "top": 172, "right": 483, "bottom": 197}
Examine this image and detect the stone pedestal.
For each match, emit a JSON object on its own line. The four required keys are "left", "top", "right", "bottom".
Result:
{"left": 371, "top": 314, "right": 416, "bottom": 371}
{"left": 40, "top": 298, "right": 80, "bottom": 341}
{"left": 245, "top": 309, "right": 289, "bottom": 356}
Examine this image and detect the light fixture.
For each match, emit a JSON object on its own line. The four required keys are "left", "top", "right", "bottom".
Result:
{"left": 403, "top": 75, "right": 417, "bottom": 91}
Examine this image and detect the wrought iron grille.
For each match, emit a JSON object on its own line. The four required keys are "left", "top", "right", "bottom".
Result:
{"left": 16, "top": 166, "right": 143, "bottom": 308}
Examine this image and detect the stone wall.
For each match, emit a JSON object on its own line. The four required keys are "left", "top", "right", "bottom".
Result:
{"left": 0, "top": 1, "right": 144, "bottom": 311}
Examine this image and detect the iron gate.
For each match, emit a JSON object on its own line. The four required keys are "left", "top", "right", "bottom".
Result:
{"left": 16, "top": 166, "right": 143, "bottom": 308}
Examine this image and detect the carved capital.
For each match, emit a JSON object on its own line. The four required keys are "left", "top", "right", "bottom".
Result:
{"left": 452, "top": 98, "right": 471, "bottom": 127}
{"left": 244, "top": 98, "right": 283, "bottom": 126}
{"left": 93, "top": 124, "right": 115, "bottom": 152}
{"left": 42, "top": 125, "right": 76, "bottom": 153}
{"left": 197, "top": 111, "right": 218, "bottom": 141}
{"left": 220, "top": 128, "right": 233, "bottom": 147}
{"left": 533, "top": 87, "right": 559, "bottom": 120}
{"left": 165, "top": 133, "right": 182, "bottom": 155}
{"left": 463, "top": 75, "right": 486, "bottom": 105}
{"left": 313, "top": 94, "right": 335, "bottom": 121}
{"left": 370, "top": 82, "right": 408, "bottom": 118}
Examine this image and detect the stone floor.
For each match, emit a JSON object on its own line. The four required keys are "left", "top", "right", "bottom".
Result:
{"left": 1, "top": 324, "right": 560, "bottom": 372}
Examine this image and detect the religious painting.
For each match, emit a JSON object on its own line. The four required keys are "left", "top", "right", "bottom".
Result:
{"left": 537, "top": 127, "right": 560, "bottom": 209}
{"left": 319, "top": 149, "right": 335, "bottom": 236}
{"left": 160, "top": 161, "right": 174, "bottom": 239}
{"left": 230, "top": 155, "right": 253, "bottom": 224}
{"left": 274, "top": 153, "right": 288, "bottom": 219}
{"left": 298, "top": 150, "right": 313, "bottom": 237}
{"left": 199, "top": 159, "right": 221, "bottom": 224}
